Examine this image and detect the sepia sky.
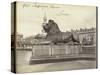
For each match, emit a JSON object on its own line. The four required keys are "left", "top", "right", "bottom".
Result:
{"left": 16, "top": 2, "right": 96, "bottom": 37}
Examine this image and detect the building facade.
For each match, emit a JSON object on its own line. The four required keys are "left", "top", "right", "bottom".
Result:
{"left": 71, "top": 27, "right": 96, "bottom": 45}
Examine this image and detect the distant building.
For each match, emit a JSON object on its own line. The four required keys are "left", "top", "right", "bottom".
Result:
{"left": 71, "top": 27, "right": 96, "bottom": 45}
{"left": 16, "top": 33, "right": 23, "bottom": 42}
{"left": 16, "top": 33, "right": 24, "bottom": 47}
{"left": 11, "top": 33, "right": 24, "bottom": 48}
{"left": 24, "top": 34, "right": 46, "bottom": 45}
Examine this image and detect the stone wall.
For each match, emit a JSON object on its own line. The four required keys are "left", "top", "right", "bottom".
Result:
{"left": 32, "top": 44, "right": 81, "bottom": 57}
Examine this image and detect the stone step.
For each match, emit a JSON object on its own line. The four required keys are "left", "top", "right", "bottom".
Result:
{"left": 29, "top": 54, "right": 96, "bottom": 64}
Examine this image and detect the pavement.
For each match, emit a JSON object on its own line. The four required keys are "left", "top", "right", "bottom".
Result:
{"left": 17, "top": 60, "right": 97, "bottom": 73}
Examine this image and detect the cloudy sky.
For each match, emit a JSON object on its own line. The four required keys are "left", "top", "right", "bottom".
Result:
{"left": 16, "top": 2, "right": 96, "bottom": 37}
